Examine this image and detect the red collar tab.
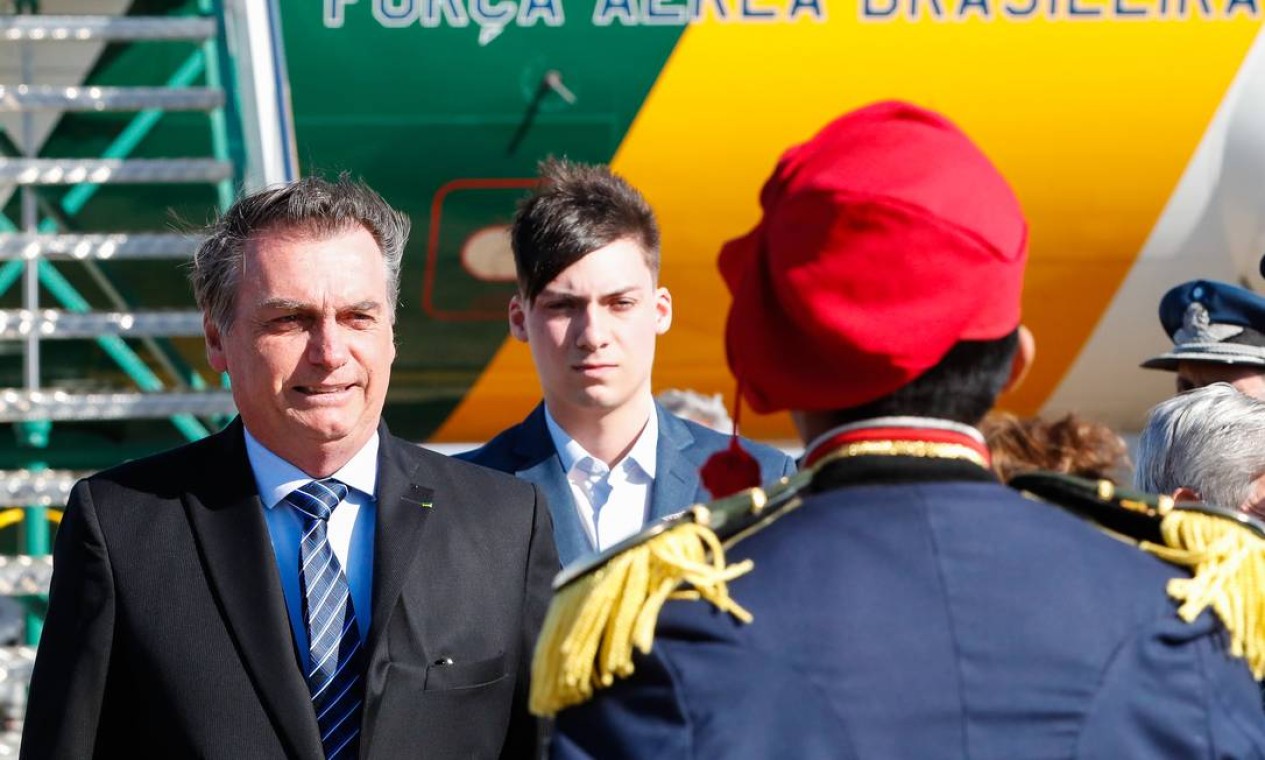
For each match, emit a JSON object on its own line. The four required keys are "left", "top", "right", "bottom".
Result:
{"left": 804, "top": 425, "right": 991, "bottom": 469}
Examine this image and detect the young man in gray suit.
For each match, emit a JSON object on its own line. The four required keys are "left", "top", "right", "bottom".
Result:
{"left": 460, "top": 159, "right": 793, "bottom": 567}
{"left": 23, "top": 176, "right": 557, "bottom": 759}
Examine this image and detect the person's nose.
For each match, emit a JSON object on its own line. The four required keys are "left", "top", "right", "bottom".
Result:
{"left": 308, "top": 317, "right": 349, "bottom": 369}
{"left": 575, "top": 303, "right": 610, "bottom": 351}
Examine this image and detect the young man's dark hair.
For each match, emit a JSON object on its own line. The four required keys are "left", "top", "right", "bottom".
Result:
{"left": 511, "top": 157, "right": 661, "bottom": 303}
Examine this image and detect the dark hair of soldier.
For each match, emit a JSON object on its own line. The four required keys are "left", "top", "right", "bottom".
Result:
{"left": 511, "top": 157, "right": 661, "bottom": 303}
{"left": 815, "top": 330, "right": 1020, "bottom": 429}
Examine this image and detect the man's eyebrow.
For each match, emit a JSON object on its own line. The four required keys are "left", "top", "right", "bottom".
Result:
{"left": 538, "top": 286, "right": 642, "bottom": 300}
{"left": 601, "top": 286, "right": 641, "bottom": 298}
{"left": 257, "top": 298, "right": 310, "bottom": 312}
{"left": 255, "top": 299, "right": 383, "bottom": 312}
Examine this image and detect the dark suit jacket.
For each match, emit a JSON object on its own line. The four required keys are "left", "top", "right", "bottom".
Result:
{"left": 22, "top": 419, "right": 558, "bottom": 760}
{"left": 458, "top": 402, "right": 796, "bottom": 566}
{"left": 554, "top": 454, "right": 1265, "bottom": 759}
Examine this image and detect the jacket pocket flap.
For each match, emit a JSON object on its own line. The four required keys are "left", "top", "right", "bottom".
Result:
{"left": 422, "top": 653, "right": 506, "bottom": 691}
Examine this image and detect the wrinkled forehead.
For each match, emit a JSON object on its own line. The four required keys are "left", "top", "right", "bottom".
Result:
{"left": 248, "top": 219, "right": 382, "bottom": 253}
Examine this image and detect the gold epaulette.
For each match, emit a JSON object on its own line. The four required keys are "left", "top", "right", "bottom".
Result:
{"left": 1012, "top": 471, "right": 1265, "bottom": 679}
{"left": 529, "top": 468, "right": 816, "bottom": 717}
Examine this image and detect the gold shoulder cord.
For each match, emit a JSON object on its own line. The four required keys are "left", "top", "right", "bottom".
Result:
{"left": 1141, "top": 505, "right": 1265, "bottom": 679}
{"left": 529, "top": 516, "right": 757, "bottom": 717}
{"left": 1020, "top": 474, "right": 1265, "bottom": 681}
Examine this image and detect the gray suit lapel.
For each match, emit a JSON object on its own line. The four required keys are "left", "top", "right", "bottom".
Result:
{"left": 366, "top": 427, "right": 431, "bottom": 651}
{"left": 182, "top": 421, "right": 325, "bottom": 760}
{"left": 514, "top": 405, "right": 592, "bottom": 567}
{"left": 650, "top": 403, "right": 703, "bottom": 521}
{"left": 359, "top": 427, "right": 432, "bottom": 759}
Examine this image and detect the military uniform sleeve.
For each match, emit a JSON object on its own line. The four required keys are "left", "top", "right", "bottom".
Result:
{"left": 21, "top": 479, "right": 116, "bottom": 760}
{"left": 1076, "top": 609, "right": 1265, "bottom": 758}
{"left": 552, "top": 644, "right": 694, "bottom": 760}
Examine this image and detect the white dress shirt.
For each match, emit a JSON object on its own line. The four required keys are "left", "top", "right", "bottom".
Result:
{"left": 245, "top": 429, "right": 378, "bottom": 660}
{"left": 544, "top": 406, "right": 658, "bottom": 552}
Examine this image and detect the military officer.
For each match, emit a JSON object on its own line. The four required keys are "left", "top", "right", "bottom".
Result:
{"left": 531, "top": 101, "right": 1265, "bottom": 759}
{"left": 1141, "top": 278, "right": 1265, "bottom": 398}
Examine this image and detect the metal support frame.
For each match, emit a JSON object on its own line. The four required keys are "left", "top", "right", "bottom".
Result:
{"left": 0, "top": 33, "right": 240, "bottom": 444}
{"left": 0, "top": 1, "right": 253, "bottom": 690}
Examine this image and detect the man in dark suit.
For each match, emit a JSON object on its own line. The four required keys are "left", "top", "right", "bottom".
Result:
{"left": 459, "top": 159, "right": 793, "bottom": 567}
{"left": 22, "top": 175, "right": 558, "bottom": 759}
{"left": 545, "top": 102, "right": 1265, "bottom": 757}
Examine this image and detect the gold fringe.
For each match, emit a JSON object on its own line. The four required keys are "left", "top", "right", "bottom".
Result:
{"left": 529, "top": 521, "right": 754, "bottom": 717}
{"left": 1141, "top": 509, "right": 1265, "bottom": 679}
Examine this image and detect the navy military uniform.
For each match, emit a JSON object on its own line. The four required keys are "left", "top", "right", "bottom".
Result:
{"left": 1142, "top": 279, "right": 1265, "bottom": 371}
{"left": 550, "top": 440, "right": 1265, "bottom": 758}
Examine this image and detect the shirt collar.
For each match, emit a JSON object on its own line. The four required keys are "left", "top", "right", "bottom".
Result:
{"left": 625, "top": 407, "right": 658, "bottom": 479}
{"left": 243, "top": 427, "right": 380, "bottom": 509}
{"left": 543, "top": 404, "right": 659, "bottom": 479}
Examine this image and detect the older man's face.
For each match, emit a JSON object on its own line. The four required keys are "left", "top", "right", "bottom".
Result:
{"left": 205, "top": 225, "right": 395, "bottom": 475}
{"left": 1176, "top": 361, "right": 1265, "bottom": 399}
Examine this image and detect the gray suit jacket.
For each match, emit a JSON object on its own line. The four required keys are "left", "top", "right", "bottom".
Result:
{"left": 458, "top": 402, "right": 796, "bottom": 566}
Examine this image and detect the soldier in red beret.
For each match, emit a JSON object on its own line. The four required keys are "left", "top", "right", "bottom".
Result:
{"left": 542, "top": 101, "right": 1265, "bottom": 758}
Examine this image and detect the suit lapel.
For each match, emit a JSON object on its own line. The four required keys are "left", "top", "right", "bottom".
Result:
{"left": 514, "top": 404, "right": 592, "bottom": 567}
{"left": 367, "top": 428, "right": 432, "bottom": 650}
{"left": 651, "top": 403, "right": 703, "bottom": 520}
{"left": 182, "top": 421, "right": 324, "bottom": 760}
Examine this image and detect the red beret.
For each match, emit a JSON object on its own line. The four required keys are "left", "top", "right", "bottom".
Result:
{"left": 719, "top": 101, "right": 1029, "bottom": 414}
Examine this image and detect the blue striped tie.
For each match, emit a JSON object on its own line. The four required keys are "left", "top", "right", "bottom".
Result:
{"left": 286, "top": 478, "right": 364, "bottom": 760}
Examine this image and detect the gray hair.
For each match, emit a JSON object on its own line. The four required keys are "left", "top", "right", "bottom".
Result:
{"left": 656, "top": 389, "right": 733, "bottom": 434}
{"left": 1134, "top": 382, "right": 1265, "bottom": 511}
{"left": 191, "top": 173, "right": 410, "bottom": 331}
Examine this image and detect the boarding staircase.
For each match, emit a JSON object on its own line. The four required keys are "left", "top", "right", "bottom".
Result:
{"left": 0, "top": 0, "right": 294, "bottom": 748}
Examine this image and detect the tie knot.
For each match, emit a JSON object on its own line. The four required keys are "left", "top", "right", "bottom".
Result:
{"left": 287, "top": 478, "right": 348, "bottom": 522}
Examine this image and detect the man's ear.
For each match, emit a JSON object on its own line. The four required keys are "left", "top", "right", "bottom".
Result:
{"left": 204, "top": 314, "right": 228, "bottom": 373}
{"left": 1002, "top": 325, "right": 1035, "bottom": 394}
{"left": 654, "top": 286, "right": 673, "bottom": 335}
{"left": 1173, "top": 486, "right": 1200, "bottom": 504}
{"left": 508, "top": 294, "right": 529, "bottom": 342}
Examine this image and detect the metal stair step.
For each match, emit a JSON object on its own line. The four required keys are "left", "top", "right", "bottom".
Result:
{"left": 0, "top": 469, "right": 86, "bottom": 506}
{"left": 0, "top": 233, "right": 202, "bottom": 261}
{"left": 0, "top": 390, "right": 237, "bottom": 422}
{"left": 0, "top": 645, "right": 37, "bottom": 673}
{"left": 0, "top": 15, "right": 216, "bottom": 42}
{"left": 0, "top": 309, "right": 205, "bottom": 339}
{"left": 0, "top": 84, "right": 223, "bottom": 113}
{"left": 0, "top": 158, "right": 233, "bottom": 185}
{"left": 0, "top": 556, "right": 53, "bottom": 596}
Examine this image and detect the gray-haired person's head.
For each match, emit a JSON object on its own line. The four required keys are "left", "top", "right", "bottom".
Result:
{"left": 1135, "top": 382, "right": 1265, "bottom": 513}
{"left": 191, "top": 173, "right": 409, "bottom": 332}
